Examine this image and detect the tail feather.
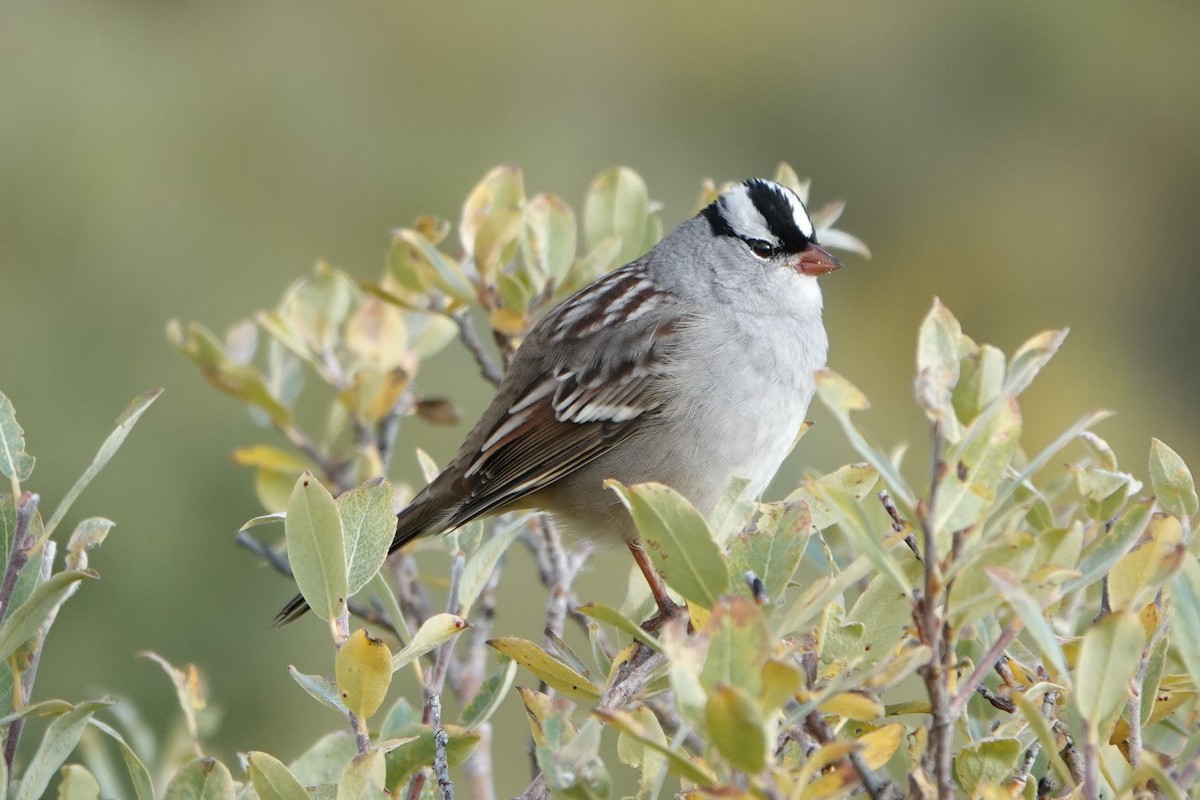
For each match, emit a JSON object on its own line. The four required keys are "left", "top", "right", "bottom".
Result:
{"left": 273, "top": 497, "right": 442, "bottom": 627}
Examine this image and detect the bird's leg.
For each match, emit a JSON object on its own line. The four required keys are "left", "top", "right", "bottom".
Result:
{"left": 626, "top": 540, "right": 687, "bottom": 632}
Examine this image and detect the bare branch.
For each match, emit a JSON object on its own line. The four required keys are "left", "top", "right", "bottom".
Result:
{"left": 949, "top": 623, "right": 1019, "bottom": 717}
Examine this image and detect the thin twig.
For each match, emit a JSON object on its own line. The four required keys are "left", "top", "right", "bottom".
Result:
{"left": 878, "top": 490, "right": 919, "bottom": 556}
{"left": 430, "top": 694, "right": 454, "bottom": 800}
{"left": 916, "top": 421, "right": 955, "bottom": 799}
{"left": 453, "top": 311, "right": 504, "bottom": 387}
{"left": 949, "top": 623, "right": 1020, "bottom": 717}
{"left": 0, "top": 493, "right": 39, "bottom": 629}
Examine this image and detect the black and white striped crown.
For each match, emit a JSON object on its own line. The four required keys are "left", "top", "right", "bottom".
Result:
{"left": 701, "top": 179, "right": 816, "bottom": 254}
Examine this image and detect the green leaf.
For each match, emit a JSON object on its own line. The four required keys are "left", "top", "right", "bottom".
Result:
{"left": 336, "top": 749, "right": 386, "bottom": 800}
{"left": 986, "top": 568, "right": 1069, "bottom": 681}
{"left": 934, "top": 396, "right": 1022, "bottom": 533}
{"left": 1109, "top": 513, "right": 1182, "bottom": 611}
{"left": 787, "top": 463, "right": 879, "bottom": 531}
{"left": 584, "top": 167, "right": 650, "bottom": 266}
{"left": 57, "top": 764, "right": 100, "bottom": 800}
{"left": 729, "top": 501, "right": 811, "bottom": 600}
{"left": 596, "top": 708, "right": 717, "bottom": 787}
{"left": 607, "top": 481, "right": 730, "bottom": 608}
{"left": 43, "top": 389, "right": 162, "bottom": 539}
{"left": 700, "top": 597, "right": 770, "bottom": 697}
{"left": 953, "top": 738, "right": 1022, "bottom": 794}
{"left": 1075, "top": 611, "right": 1144, "bottom": 729}
{"left": 383, "top": 725, "right": 479, "bottom": 787}
{"left": 457, "top": 515, "right": 526, "bottom": 617}
{"left": 577, "top": 602, "right": 662, "bottom": 653}
{"left": 15, "top": 699, "right": 114, "bottom": 800}
{"left": 285, "top": 472, "right": 347, "bottom": 623}
{"left": 818, "top": 482, "right": 912, "bottom": 597}
{"left": 337, "top": 477, "right": 395, "bottom": 596}
{"left": 706, "top": 685, "right": 768, "bottom": 774}
{"left": 0, "top": 390, "right": 34, "bottom": 483}
{"left": 487, "top": 637, "right": 600, "bottom": 701}
{"left": 247, "top": 752, "right": 310, "bottom": 800}
{"left": 394, "top": 229, "right": 474, "bottom": 304}
{"left": 0, "top": 569, "right": 95, "bottom": 662}
{"left": 952, "top": 343, "right": 1005, "bottom": 424}
{"left": 286, "top": 731, "right": 357, "bottom": 786}
{"left": 1171, "top": 555, "right": 1200, "bottom": 692}
{"left": 390, "top": 613, "right": 469, "bottom": 672}
{"left": 1149, "top": 438, "right": 1198, "bottom": 520}
{"left": 814, "top": 371, "right": 917, "bottom": 509}
{"left": 460, "top": 657, "right": 518, "bottom": 729}
{"left": 138, "top": 652, "right": 204, "bottom": 747}
{"left": 162, "top": 757, "right": 236, "bottom": 800}
{"left": 1069, "top": 497, "right": 1155, "bottom": 592}
{"left": 87, "top": 719, "right": 155, "bottom": 800}
{"left": 1002, "top": 328, "right": 1069, "bottom": 398}
{"left": 287, "top": 667, "right": 347, "bottom": 714}
{"left": 914, "top": 299, "right": 963, "bottom": 441}
{"left": 525, "top": 193, "right": 577, "bottom": 283}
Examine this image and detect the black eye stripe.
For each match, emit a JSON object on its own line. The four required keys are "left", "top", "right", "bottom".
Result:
{"left": 743, "top": 180, "right": 811, "bottom": 253}
{"left": 700, "top": 180, "right": 814, "bottom": 256}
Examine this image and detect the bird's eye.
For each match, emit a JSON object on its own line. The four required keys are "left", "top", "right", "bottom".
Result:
{"left": 747, "top": 240, "right": 776, "bottom": 259}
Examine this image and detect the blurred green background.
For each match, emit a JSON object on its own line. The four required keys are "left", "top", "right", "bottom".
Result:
{"left": 2, "top": 0, "right": 1198, "bottom": 786}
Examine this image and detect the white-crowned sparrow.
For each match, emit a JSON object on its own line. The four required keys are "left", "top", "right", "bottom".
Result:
{"left": 278, "top": 178, "right": 842, "bottom": 625}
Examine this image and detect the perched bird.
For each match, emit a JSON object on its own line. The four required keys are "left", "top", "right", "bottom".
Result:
{"left": 277, "top": 178, "right": 842, "bottom": 626}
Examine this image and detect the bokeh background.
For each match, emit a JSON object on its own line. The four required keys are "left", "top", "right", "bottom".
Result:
{"left": 2, "top": 0, "right": 1198, "bottom": 789}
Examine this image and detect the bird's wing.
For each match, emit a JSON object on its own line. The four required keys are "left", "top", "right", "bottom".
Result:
{"left": 443, "top": 264, "right": 683, "bottom": 526}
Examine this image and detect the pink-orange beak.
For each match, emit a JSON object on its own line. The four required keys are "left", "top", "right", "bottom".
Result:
{"left": 796, "top": 242, "right": 843, "bottom": 276}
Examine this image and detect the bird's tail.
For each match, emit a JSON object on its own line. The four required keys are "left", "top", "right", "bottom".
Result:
{"left": 273, "top": 497, "right": 442, "bottom": 627}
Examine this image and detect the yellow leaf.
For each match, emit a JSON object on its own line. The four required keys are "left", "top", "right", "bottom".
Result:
{"left": 489, "top": 308, "right": 528, "bottom": 336}
{"left": 819, "top": 691, "right": 884, "bottom": 721}
{"left": 857, "top": 722, "right": 905, "bottom": 770}
{"left": 488, "top": 637, "right": 600, "bottom": 701}
{"left": 232, "top": 445, "right": 309, "bottom": 473}
{"left": 336, "top": 628, "right": 393, "bottom": 720}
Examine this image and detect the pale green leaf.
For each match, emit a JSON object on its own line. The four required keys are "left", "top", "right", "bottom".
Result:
{"left": 699, "top": 597, "right": 770, "bottom": 697}
{"left": 460, "top": 657, "right": 518, "bottom": 729}
{"left": 284, "top": 472, "right": 347, "bottom": 622}
{"left": 285, "top": 731, "right": 357, "bottom": 786}
{"left": 953, "top": 738, "right": 1022, "bottom": 794}
{"left": 0, "top": 390, "right": 34, "bottom": 483}
{"left": 952, "top": 343, "right": 1005, "bottom": 424}
{"left": 1109, "top": 513, "right": 1182, "bottom": 611}
{"left": 1002, "top": 328, "right": 1068, "bottom": 398}
{"left": 1075, "top": 611, "right": 1144, "bottom": 729}
{"left": 15, "top": 699, "right": 114, "bottom": 800}
{"left": 819, "top": 482, "right": 912, "bottom": 597}
{"left": 584, "top": 167, "right": 650, "bottom": 266}
{"left": 728, "top": 502, "right": 810, "bottom": 600}
{"left": 1171, "top": 555, "right": 1200, "bottom": 692}
{"left": 87, "top": 719, "right": 155, "bottom": 800}
{"left": 390, "top": 613, "right": 469, "bottom": 672}
{"left": 163, "top": 757, "right": 236, "bottom": 800}
{"left": 335, "top": 749, "right": 385, "bottom": 800}
{"left": 787, "top": 463, "right": 878, "bottom": 531}
{"left": 934, "top": 396, "right": 1022, "bottom": 533}
{"left": 1069, "top": 497, "right": 1155, "bottom": 592}
{"left": 137, "top": 651, "right": 203, "bottom": 746}
{"left": 487, "top": 637, "right": 600, "bottom": 701}
{"left": 43, "top": 389, "right": 162, "bottom": 539}
{"left": 1149, "top": 438, "right": 1198, "bottom": 520}
{"left": 337, "top": 477, "right": 395, "bottom": 596}
{"left": 706, "top": 685, "right": 768, "bottom": 774}
{"left": 0, "top": 569, "right": 95, "bottom": 662}
{"left": 577, "top": 602, "right": 662, "bottom": 652}
{"left": 57, "top": 764, "right": 100, "bottom": 800}
{"left": 287, "top": 667, "right": 347, "bottom": 714}
{"left": 525, "top": 193, "right": 577, "bottom": 283}
{"left": 594, "top": 708, "right": 717, "bottom": 787}
{"left": 247, "top": 752, "right": 309, "bottom": 800}
{"left": 607, "top": 481, "right": 729, "bottom": 608}
{"left": 914, "top": 299, "right": 963, "bottom": 440}
{"left": 815, "top": 371, "right": 917, "bottom": 509}
{"left": 65, "top": 517, "right": 114, "bottom": 572}
{"left": 458, "top": 515, "right": 526, "bottom": 617}
{"left": 986, "top": 568, "right": 1069, "bottom": 681}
